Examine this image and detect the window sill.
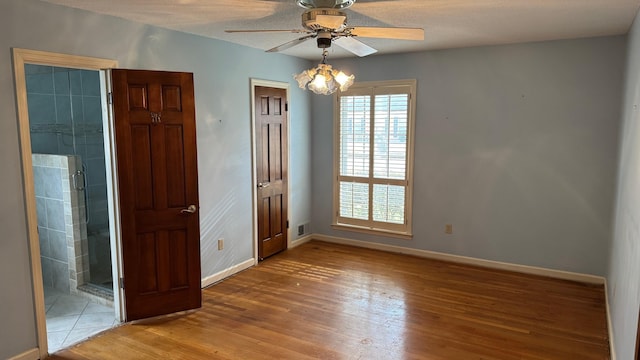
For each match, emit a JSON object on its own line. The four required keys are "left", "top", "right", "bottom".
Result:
{"left": 331, "top": 223, "right": 413, "bottom": 240}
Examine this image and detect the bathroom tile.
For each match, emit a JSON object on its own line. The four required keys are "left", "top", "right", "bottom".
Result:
{"left": 82, "top": 255, "right": 90, "bottom": 271}
{"left": 55, "top": 155, "right": 68, "bottom": 169}
{"left": 27, "top": 93, "right": 56, "bottom": 124}
{"left": 33, "top": 166, "right": 45, "bottom": 197}
{"left": 57, "top": 140, "right": 75, "bottom": 157}
{"left": 31, "top": 154, "right": 43, "bottom": 165}
{"left": 38, "top": 226, "right": 51, "bottom": 258}
{"left": 51, "top": 260, "right": 70, "bottom": 293}
{"left": 47, "top": 330, "right": 68, "bottom": 352}
{"left": 75, "top": 131, "right": 89, "bottom": 146}
{"left": 81, "top": 70, "right": 101, "bottom": 96}
{"left": 86, "top": 159, "right": 107, "bottom": 187}
{"left": 74, "top": 272, "right": 83, "bottom": 285}
{"left": 43, "top": 167, "right": 63, "bottom": 200}
{"left": 86, "top": 143, "right": 105, "bottom": 160}
{"left": 40, "top": 258, "right": 54, "bottom": 289}
{"left": 36, "top": 197, "right": 47, "bottom": 227}
{"left": 55, "top": 95, "right": 72, "bottom": 125}
{"left": 90, "top": 209, "right": 110, "bottom": 230}
{"left": 49, "top": 230, "right": 67, "bottom": 262}
{"left": 67, "top": 246, "right": 76, "bottom": 264}
{"left": 26, "top": 69, "right": 54, "bottom": 94}
{"left": 74, "top": 312, "right": 115, "bottom": 329}
{"left": 45, "top": 293, "right": 117, "bottom": 355}
{"left": 69, "top": 189, "right": 80, "bottom": 206}
{"left": 53, "top": 70, "right": 71, "bottom": 96}
{"left": 63, "top": 190, "right": 71, "bottom": 204}
{"left": 83, "top": 302, "right": 113, "bottom": 314}
{"left": 46, "top": 199, "right": 65, "bottom": 231}
{"left": 30, "top": 132, "right": 59, "bottom": 155}
{"left": 44, "top": 292, "right": 60, "bottom": 312}
{"left": 47, "top": 294, "right": 87, "bottom": 317}
{"left": 74, "top": 255, "right": 84, "bottom": 273}
{"left": 69, "top": 70, "right": 83, "bottom": 96}
{"left": 25, "top": 64, "right": 52, "bottom": 75}
{"left": 71, "top": 95, "right": 84, "bottom": 122}
{"left": 46, "top": 314, "right": 80, "bottom": 332}
{"left": 62, "top": 326, "right": 106, "bottom": 348}
{"left": 71, "top": 208, "right": 83, "bottom": 226}
{"left": 83, "top": 97, "right": 103, "bottom": 125}
{"left": 44, "top": 286, "right": 62, "bottom": 300}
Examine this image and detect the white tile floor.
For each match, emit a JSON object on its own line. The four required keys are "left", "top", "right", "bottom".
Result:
{"left": 45, "top": 287, "right": 118, "bottom": 353}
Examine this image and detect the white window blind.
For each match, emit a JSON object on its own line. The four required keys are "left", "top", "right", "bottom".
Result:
{"left": 334, "top": 80, "right": 415, "bottom": 236}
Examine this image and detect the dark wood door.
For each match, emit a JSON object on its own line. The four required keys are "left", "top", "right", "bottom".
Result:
{"left": 112, "top": 69, "right": 201, "bottom": 321}
{"left": 255, "top": 86, "right": 288, "bottom": 260}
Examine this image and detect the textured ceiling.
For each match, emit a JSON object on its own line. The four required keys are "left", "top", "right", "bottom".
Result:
{"left": 39, "top": 0, "right": 640, "bottom": 60}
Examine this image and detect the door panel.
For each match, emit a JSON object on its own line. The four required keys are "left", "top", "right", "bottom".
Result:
{"left": 165, "top": 125, "right": 187, "bottom": 207}
{"left": 112, "top": 69, "right": 201, "bottom": 321}
{"left": 255, "top": 86, "right": 288, "bottom": 260}
{"left": 131, "top": 126, "right": 154, "bottom": 209}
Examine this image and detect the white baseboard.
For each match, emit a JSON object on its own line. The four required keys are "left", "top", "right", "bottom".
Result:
{"left": 604, "top": 280, "right": 616, "bottom": 359}
{"left": 8, "top": 348, "right": 39, "bottom": 360}
{"left": 311, "top": 233, "right": 605, "bottom": 285}
{"left": 201, "top": 258, "right": 255, "bottom": 288}
{"left": 290, "top": 234, "right": 313, "bottom": 249}
{"left": 200, "top": 235, "right": 313, "bottom": 289}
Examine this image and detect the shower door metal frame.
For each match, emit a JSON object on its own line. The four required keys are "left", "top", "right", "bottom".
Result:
{"left": 12, "top": 48, "right": 123, "bottom": 359}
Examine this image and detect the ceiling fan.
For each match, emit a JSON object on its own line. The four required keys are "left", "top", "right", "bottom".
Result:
{"left": 225, "top": 0, "right": 424, "bottom": 57}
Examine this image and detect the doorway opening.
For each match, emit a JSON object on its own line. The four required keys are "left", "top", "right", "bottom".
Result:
{"left": 26, "top": 64, "right": 115, "bottom": 352}
{"left": 13, "top": 49, "right": 122, "bottom": 357}
{"left": 28, "top": 64, "right": 113, "bottom": 295}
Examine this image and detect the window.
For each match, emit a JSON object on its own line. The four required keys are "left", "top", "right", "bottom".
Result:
{"left": 333, "top": 80, "right": 416, "bottom": 238}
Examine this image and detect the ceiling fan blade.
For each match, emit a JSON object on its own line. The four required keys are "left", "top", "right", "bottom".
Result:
{"left": 315, "top": 14, "right": 346, "bottom": 29}
{"left": 333, "top": 36, "right": 377, "bottom": 57}
{"left": 225, "top": 29, "right": 309, "bottom": 34}
{"left": 350, "top": 27, "right": 424, "bottom": 40}
{"left": 266, "top": 34, "right": 316, "bottom": 53}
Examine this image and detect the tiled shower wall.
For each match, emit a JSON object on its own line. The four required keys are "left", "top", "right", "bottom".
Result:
{"left": 26, "top": 64, "right": 111, "bottom": 287}
{"left": 33, "top": 154, "right": 89, "bottom": 293}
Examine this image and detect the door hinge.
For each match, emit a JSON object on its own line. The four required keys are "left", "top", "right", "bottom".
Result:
{"left": 107, "top": 92, "right": 113, "bottom": 105}
{"left": 119, "top": 277, "right": 125, "bottom": 289}
{"left": 285, "top": 103, "right": 288, "bottom": 112}
{"left": 286, "top": 220, "right": 289, "bottom": 229}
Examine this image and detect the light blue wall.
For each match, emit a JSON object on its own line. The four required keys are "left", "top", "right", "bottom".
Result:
{"left": 312, "top": 37, "right": 625, "bottom": 276}
{"left": 1, "top": 0, "right": 634, "bottom": 358}
{"left": 0, "top": 0, "right": 312, "bottom": 357}
{"left": 608, "top": 9, "right": 640, "bottom": 360}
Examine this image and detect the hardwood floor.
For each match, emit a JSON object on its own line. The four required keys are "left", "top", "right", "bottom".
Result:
{"left": 49, "top": 240, "right": 610, "bottom": 359}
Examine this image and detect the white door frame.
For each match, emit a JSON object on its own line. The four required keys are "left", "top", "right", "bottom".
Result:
{"left": 249, "top": 79, "right": 291, "bottom": 263}
{"left": 12, "top": 48, "right": 123, "bottom": 358}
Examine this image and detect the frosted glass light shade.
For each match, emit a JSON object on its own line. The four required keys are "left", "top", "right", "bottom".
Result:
{"left": 294, "top": 63, "right": 354, "bottom": 95}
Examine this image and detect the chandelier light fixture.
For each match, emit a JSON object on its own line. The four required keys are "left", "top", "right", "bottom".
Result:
{"left": 294, "top": 49, "right": 355, "bottom": 95}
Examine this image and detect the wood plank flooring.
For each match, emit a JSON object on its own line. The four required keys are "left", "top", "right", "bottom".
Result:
{"left": 49, "top": 240, "right": 610, "bottom": 359}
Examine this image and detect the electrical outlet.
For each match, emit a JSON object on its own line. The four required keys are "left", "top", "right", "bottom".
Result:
{"left": 218, "top": 239, "right": 224, "bottom": 250}
{"left": 445, "top": 224, "right": 453, "bottom": 234}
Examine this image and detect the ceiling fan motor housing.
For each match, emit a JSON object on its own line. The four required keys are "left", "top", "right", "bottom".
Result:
{"left": 296, "top": 0, "right": 355, "bottom": 9}
{"left": 302, "top": 9, "right": 347, "bottom": 31}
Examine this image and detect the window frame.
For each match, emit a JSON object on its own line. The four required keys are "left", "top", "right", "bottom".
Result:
{"left": 332, "top": 79, "right": 416, "bottom": 239}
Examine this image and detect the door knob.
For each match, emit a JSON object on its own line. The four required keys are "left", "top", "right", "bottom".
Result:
{"left": 181, "top": 205, "right": 197, "bottom": 214}
{"left": 258, "top": 182, "right": 270, "bottom": 189}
